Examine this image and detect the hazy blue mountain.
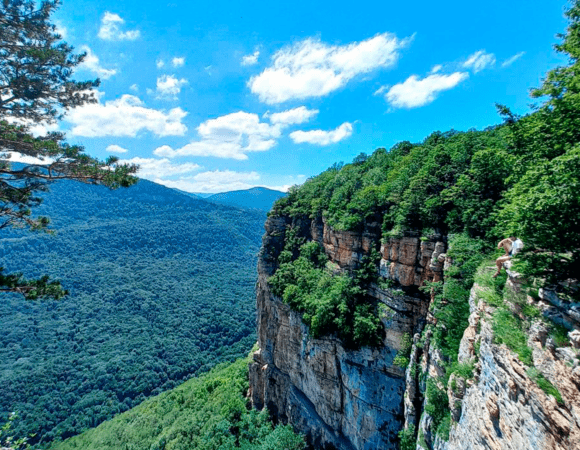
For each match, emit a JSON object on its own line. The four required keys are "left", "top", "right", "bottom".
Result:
{"left": 206, "top": 187, "right": 286, "bottom": 211}
{"left": 0, "top": 177, "right": 264, "bottom": 446}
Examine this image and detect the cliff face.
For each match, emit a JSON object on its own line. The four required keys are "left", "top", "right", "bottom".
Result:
{"left": 249, "top": 216, "right": 445, "bottom": 449}
{"left": 416, "top": 264, "right": 580, "bottom": 450}
{"left": 249, "top": 214, "right": 580, "bottom": 449}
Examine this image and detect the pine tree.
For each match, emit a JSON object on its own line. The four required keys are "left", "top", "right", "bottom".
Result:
{"left": 0, "top": 0, "right": 138, "bottom": 299}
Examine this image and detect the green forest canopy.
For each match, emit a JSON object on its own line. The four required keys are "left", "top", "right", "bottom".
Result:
{"left": 1, "top": 178, "right": 265, "bottom": 446}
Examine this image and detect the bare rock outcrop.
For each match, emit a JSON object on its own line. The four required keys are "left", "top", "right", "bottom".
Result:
{"left": 250, "top": 217, "right": 443, "bottom": 449}
{"left": 435, "top": 268, "right": 580, "bottom": 450}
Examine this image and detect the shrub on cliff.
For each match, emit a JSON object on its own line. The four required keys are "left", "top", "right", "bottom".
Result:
{"left": 270, "top": 239, "right": 382, "bottom": 348}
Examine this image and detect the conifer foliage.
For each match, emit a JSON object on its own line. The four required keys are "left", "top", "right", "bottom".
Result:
{"left": 0, "top": 0, "right": 138, "bottom": 299}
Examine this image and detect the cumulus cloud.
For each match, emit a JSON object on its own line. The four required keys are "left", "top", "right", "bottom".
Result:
{"left": 289, "top": 122, "right": 352, "bottom": 145}
{"left": 106, "top": 144, "right": 128, "bottom": 153}
{"left": 249, "top": 33, "right": 411, "bottom": 104}
{"left": 118, "top": 157, "right": 200, "bottom": 179}
{"left": 241, "top": 50, "right": 260, "bottom": 66}
{"left": 0, "top": 152, "right": 54, "bottom": 165}
{"left": 156, "top": 59, "right": 165, "bottom": 69}
{"left": 155, "top": 170, "right": 260, "bottom": 193}
{"left": 267, "top": 106, "right": 318, "bottom": 126}
{"left": 4, "top": 117, "right": 59, "bottom": 137}
{"left": 154, "top": 111, "right": 281, "bottom": 160}
{"left": 98, "top": 12, "right": 140, "bottom": 41}
{"left": 463, "top": 50, "right": 496, "bottom": 73}
{"left": 172, "top": 57, "right": 185, "bottom": 67}
{"left": 78, "top": 46, "right": 117, "bottom": 79}
{"left": 501, "top": 51, "right": 525, "bottom": 67}
{"left": 156, "top": 74, "right": 188, "bottom": 99}
{"left": 384, "top": 72, "right": 468, "bottom": 109}
{"left": 129, "top": 84, "right": 139, "bottom": 92}
{"left": 66, "top": 93, "right": 188, "bottom": 137}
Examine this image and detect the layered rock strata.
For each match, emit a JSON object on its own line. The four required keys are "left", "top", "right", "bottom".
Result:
{"left": 249, "top": 216, "right": 445, "bottom": 449}
{"left": 417, "top": 263, "right": 580, "bottom": 450}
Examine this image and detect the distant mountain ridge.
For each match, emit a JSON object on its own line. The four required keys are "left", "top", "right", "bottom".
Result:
{"left": 204, "top": 187, "right": 287, "bottom": 211}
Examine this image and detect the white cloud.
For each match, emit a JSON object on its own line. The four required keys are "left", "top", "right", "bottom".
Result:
{"left": 154, "top": 111, "right": 281, "bottom": 160}
{"left": 54, "top": 22, "right": 67, "bottom": 38}
{"left": 79, "top": 46, "right": 117, "bottom": 79}
{"left": 501, "top": 51, "right": 525, "bottom": 67}
{"left": 241, "top": 50, "right": 260, "bottom": 66}
{"left": 289, "top": 122, "right": 352, "bottom": 145}
{"left": 98, "top": 12, "right": 140, "bottom": 41}
{"left": 373, "top": 85, "right": 389, "bottom": 96}
{"left": 155, "top": 170, "right": 260, "bottom": 193}
{"left": 4, "top": 117, "right": 59, "bottom": 137}
{"left": 118, "top": 157, "right": 200, "bottom": 179}
{"left": 172, "top": 57, "right": 185, "bottom": 68}
{"left": 129, "top": 84, "right": 139, "bottom": 92}
{"left": 156, "top": 75, "right": 188, "bottom": 99}
{"left": 249, "top": 32, "right": 411, "bottom": 104}
{"left": 0, "top": 152, "right": 54, "bottom": 165}
{"left": 462, "top": 50, "right": 496, "bottom": 73}
{"left": 385, "top": 72, "right": 468, "bottom": 109}
{"left": 430, "top": 64, "right": 443, "bottom": 73}
{"left": 106, "top": 144, "right": 128, "bottom": 153}
{"left": 67, "top": 92, "right": 188, "bottom": 137}
{"left": 267, "top": 106, "right": 318, "bottom": 126}
{"left": 156, "top": 59, "right": 165, "bottom": 69}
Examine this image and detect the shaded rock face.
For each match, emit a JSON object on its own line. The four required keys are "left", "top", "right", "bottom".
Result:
{"left": 250, "top": 216, "right": 444, "bottom": 450}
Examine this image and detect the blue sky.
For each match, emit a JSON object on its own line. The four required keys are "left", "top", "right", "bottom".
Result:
{"left": 37, "top": 0, "right": 569, "bottom": 192}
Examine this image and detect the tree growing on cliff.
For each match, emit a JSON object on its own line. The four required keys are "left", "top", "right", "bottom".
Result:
{"left": 496, "top": 0, "right": 580, "bottom": 299}
{"left": 0, "top": 0, "right": 138, "bottom": 299}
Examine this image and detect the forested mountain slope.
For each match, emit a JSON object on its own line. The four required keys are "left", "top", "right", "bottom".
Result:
{"left": 48, "top": 353, "right": 304, "bottom": 450}
{"left": 0, "top": 178, "right": 264, "bottom": 446}
{"left": 207, "top": 187, "right": 286, "bottom": 212}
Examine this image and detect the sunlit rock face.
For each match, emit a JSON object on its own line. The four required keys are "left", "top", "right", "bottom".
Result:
{"left": 249, "top": 215, "right": 444, "bottom": 449}
{"left": 419, "top": 264, "right": 580, "bottom": 450}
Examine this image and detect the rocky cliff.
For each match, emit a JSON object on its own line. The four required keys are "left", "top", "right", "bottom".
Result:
{"left": 249, "top": 216, "right": 445, "bottom": 449}
{"left": 249, "top": 214, "right": 580, "bottom": 449}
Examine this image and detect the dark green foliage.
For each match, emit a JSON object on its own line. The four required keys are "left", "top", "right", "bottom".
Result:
{"left": 447, "top": 361, "right": 474, "bottom": 382}
{"left": 425, "top": 379, "right": 450, "bottom": 440}
{"left": 497, "top": 147, "right": 580, "bottom": 299}
{"left": 0, "top": 179, "right": 264, "bottom": 446}
{"left": 398, "top": 424, "right": 416, "bottom": 450}
{"left": 492, "top": 309, "right": 533, "bottom": 366}
{"left": 549, "top": 321, "right": 570, "bottom": 347}
{"left": 430, "top": 235, "right": 488, "bottom": 359}
{"left": 1, "top": 412, "right": 31, "bottom": 449}
{"left": 393, "top": 333, "right": 412, "bottom": 369}
{"left": 0, "top": 0, "right": 138, "bottom": 297}
{"left": 272, "top": 129, "right": 506, "bottom": 237}
{"left": 48, "top": 355, "right": 305, "bottom": 450}
{"left": 0, "top": 0, "right": 99, "bottom": 122}
{"left": 526, "top": 367, "right": 564, "bottom": 405}
{"left": 269, "top": 240, "right": 382, "bottom": 348}
{"left": 493, "top": 2, "right": 580, "bottom": 297}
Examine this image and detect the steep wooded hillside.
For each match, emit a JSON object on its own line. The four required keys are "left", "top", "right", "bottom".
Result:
{"left": 0, "top": 178, "right": 264, "bottom": 446}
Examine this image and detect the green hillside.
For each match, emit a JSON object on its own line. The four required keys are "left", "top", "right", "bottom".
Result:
{"left": 48, "top": 353, "right": 304, "bottom": 450}
{"left": 0, "top": 177, "right": 264, "bottom": 446}
{"left": 207, "top": 188, "right": 286, "bottom": 212}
